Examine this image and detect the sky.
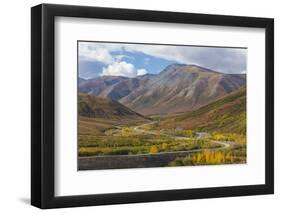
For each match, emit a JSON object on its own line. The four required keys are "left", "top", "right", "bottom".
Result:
{"left": 78, "top": 41, "right": 247, "bottom": 79}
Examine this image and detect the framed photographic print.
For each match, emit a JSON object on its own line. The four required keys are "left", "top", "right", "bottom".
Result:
{"left": 31, "top": 4, "right": 274, "bottom": 209}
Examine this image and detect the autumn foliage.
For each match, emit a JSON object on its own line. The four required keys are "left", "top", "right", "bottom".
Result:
{"left": 191, "top": 150, "right": 234, "bottom": 164}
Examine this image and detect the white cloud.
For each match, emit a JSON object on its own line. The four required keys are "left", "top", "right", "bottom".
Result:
{"left": 115, "top": 54, "right": 135, "bottom": 62}
{"left": 79, "top": 42, "right": 247, "bottom": 74}
{"left": 123, "top": 45, "right": 247, "bottom": 74}
{"left": 79, "top": 43, "right": 113, "bottom": 64}
{"left": 137, "top": 69, "right": 147, "bottom": 76}
{"left": 102, "top": 61, "right": 136, "bottom": 77}
{"left": 101, "top": 61, "right": 147, "bottom": 78}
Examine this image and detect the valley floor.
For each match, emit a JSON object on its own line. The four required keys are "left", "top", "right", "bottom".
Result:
{"left": 78, "top": 118, "right": 246, "bottom": 170}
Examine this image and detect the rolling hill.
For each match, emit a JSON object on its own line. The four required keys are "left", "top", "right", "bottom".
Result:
{"left": 158, "top": 86, "right": 246, "bottom": 134}
{"left": 78, "top": 93, "right": 148, "bottom": 121}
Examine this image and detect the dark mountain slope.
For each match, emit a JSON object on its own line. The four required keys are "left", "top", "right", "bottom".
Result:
{"left": 158, "top": 86, "right": 246, "bottom": 134}
{"left": 79, "top": 76, "right": 144, "bottom": 101}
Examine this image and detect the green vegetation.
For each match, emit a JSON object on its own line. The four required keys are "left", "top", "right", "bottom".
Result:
{"left": 78, "top": 86, "right": 247, "bottom": 167}
{"left": 79, "top": 133, "right": 221, "bottom": 157}
{"left": 79, "top": 114, "right": 246, "bottom": 167}
{"left": 168, "top": 132, "right": 247, "bottom": 166}
{"left": 209, "top": 133, "right": 246, "bottom": 145}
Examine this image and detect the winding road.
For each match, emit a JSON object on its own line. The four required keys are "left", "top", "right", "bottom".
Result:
{"left": 79, "top": 121, "right": 232, "bottom": 170}
{"left": 133, "top": 121, "right": 230, "bottom": 151}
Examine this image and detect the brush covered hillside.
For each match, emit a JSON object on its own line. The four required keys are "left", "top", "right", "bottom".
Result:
{"left": 158, "top": 86, "right": 246, "bottom": 134}
{"left": 79, "top": 93, "right": 149, "bottom": 136}
{"left": 79, "top": 93, "right": 148, "bottom": 120}
{"left": 79, "top": 64, "right": 246, "bottom": 115}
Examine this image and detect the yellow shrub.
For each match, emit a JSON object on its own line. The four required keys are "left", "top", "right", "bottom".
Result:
{"left": 161, "top": 143, "right": 169, "bottom": 150}
{"left": 184, "top": 130, "right": 194, "bottom": 137}
{"left": 121, "top": 127, "right": 131, "bottom": 137}
{"left": 150, "top": 145, "right": 159, "bottom": 153}
{"left": 191, "top": 151, "right": 228, "bottom": 165}
{"left": 211, "top": 134, "right": 227, "bottom": 141}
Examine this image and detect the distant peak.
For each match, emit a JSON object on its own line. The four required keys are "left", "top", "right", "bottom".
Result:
{"left": 160, "top": 63, "right": 222, "bottom": 75}
{"left": 167, "top": 63, "right": 187, "bottom": 68}
{"left": 185, "top": 64, "right": 221, "bottom": 74}
{"left": 165, "top": 63, "right": 211, "bottom": 71}
{"left": 79, "top": 77, "right": 87, "bottom": 82}
{"left": 161, "top": 63, "right": 187, "bottom": 73}
{"left": 102, "top": 75, "right": 126, "bottom": 78}
{"left": 138, "top": 73, "right": 155, "bottom": 77}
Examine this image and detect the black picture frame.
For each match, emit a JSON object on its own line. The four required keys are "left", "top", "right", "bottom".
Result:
{"left": 31, "top": 3, "right": 274, "bottom": 209}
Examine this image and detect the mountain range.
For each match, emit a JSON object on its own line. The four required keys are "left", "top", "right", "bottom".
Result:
{"left": 79, "top": 64, "right": 246, "bottom": 115}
